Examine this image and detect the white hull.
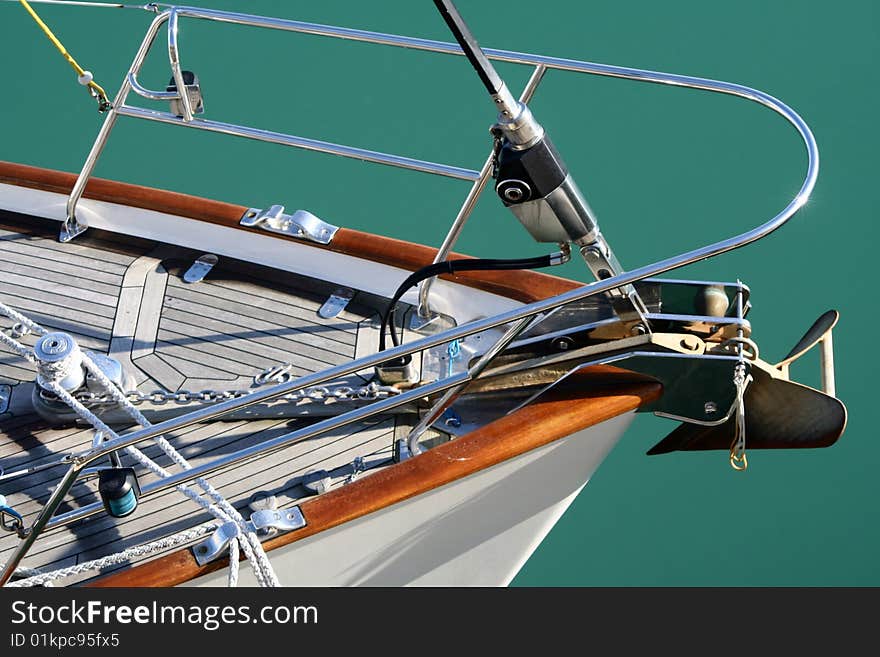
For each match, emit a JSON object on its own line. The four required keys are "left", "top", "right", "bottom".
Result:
{"left": 189, "top": 411, "right": 636, "bottom": 587}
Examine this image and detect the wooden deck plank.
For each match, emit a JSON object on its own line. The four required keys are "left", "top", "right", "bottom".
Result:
{"left": 0, "top": 361, "right": 35, "bottom": 384}
{"left": 155, "top": 352, "right": 242, "bottom": 381}
{"left": 0, "top": 305, "right": 111, "bottom": 345}
{"left": 0, "top": 209, "right": 410, "bottom": 582}
{"left": 0, "top": 228, "right": 137, "bottom": 268}
{"left": 164, "top": 287, "right": 357, "bottom": 354}
{"left": 154, "top": 334, "right": 267, "bottom": 377}
{"left": 0, "top": 285, "right": 116, "bottom": 324}
{"left": 0, "top": 418, "right": 392, "bottom": 570}
{"left": 0, "top": 256, "right": 122, "bottom": 296}
{"left": 158, "top": 321, "right": 316, "bottom": 375}
{"left": 0, "top": 422, "right": 88, "bottom": 460}
{"left": 168, "top": 276, "right": 359, "bottom": 339}
{"left": 194, "top": 269, "right": 372, "bottom": 325}
{"left": 132, "top": 353, "right": 186, "bottom": 392}
{"left": 130, "top": 263, "right": 167, "bottom": 361}
{"left": 0, "top": 242, "right": 124, "bottom": 286}
{"left": 160, "top": 300, "right": 353, "bottom": 367}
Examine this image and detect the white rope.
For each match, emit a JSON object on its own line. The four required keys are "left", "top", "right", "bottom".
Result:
{"left": 0, "top": 300, "right": 46, "bottom": 336}
{"left": 0, "top": 565, "right": 51, "bottom": 585}
{"left": 0, "top": 329, "right": 36, "bottom": 363}
{"left": 41, "top": 372, "right": 278, "bottom": 586}
{"left": 228, "top": 536, "right": 240, "bottom": 588}
{"left": 12, "top": 566, "right": 44, "bottom": 577}
{"left": 0, "top": 300, "right": 41, "bottom": 362}
{"left": 78, "top": 351, "right": 279, "bottom": 586}
{"left": 0, "top": 299, "right": 280, "bottom": 587}
{"left": 6, "top": 522, "right": 218, "bottom": 587}
{"left": 729, "top": 361, "right": 753, "bottom": 471}
{"left": 36, "top": 352, "right": 79, "bottom": 384}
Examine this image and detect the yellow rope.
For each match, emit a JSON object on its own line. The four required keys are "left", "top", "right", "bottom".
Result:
{"left": 18, "top": 0, "right": 111, "bottom": 109}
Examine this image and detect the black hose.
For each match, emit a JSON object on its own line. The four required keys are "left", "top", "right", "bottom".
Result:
{"left": 378, "top": 254, "right": 557, "bottom": 362}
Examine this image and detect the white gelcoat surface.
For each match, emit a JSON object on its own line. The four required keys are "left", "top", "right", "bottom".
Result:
{"left": 189, "top": 412, "right": 636, "bottom": 587}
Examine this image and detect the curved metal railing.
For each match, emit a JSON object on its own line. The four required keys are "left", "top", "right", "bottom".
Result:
{"left": 1, "top": 5, "right": 818, "bottom": 585}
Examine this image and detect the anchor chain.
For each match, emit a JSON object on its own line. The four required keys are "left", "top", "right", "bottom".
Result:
{"left": 40, "top": 368, "right": 399, "bottom": 409}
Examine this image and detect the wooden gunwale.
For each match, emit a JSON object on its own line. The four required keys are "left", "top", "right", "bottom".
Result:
{"left": 0, "top": 161, "right": 580, "bottom": 304}
{"left": 0, "top": 162, "right": 658, "bottom": 587}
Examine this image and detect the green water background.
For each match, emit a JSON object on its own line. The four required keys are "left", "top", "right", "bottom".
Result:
{"left": 0, "top": 0, "right": 876, "bottom": 585}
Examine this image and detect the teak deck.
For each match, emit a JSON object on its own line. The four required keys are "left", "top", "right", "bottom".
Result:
{"left": 0, "top": 212, "right": 403, "bottom": 583}
{"left": 0, "top": 163, "right": 659, "bottom": 586}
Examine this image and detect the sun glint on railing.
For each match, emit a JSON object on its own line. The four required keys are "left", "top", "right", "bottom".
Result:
{"left": 0, "top": 4, "right": 818, "bottom": 587}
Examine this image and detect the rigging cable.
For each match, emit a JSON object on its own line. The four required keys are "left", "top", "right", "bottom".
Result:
{"left": 4, "top": 1, "right": 156, "bottom": 7}
{"left": 14, "top": 0, "right": 134, "bottom": 110}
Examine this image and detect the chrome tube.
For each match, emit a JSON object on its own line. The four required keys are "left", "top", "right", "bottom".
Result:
{"left": 65, "top": 5, "right": 818, "bottom": 244}
{"left": 79, "top": 119, "right": 816, "bottom": 467}
{"left": 61, "top": 4, "right": 814, "bottom": 482}
{"left": 407, "top": 314, "right": 536, "bottom": 456}
{"left": 417, "top": 64, "right": 549, "bottom": 318}
{"left": 31, "top": 4, "right": 819, "bottom": 580}
{"left": 127, "top": 72, "right": 179, "bottom": 100}
{"left": 114, "top": 106, "right": 481, "bottom": 181}
{"left": 167, "top": 9, "right": 194, "bottom": 121}
{"left": 46, "top": 373, "right": 469, "bottom": 531}
{"left": 0, "top": 465, "right": 83, "bottom": 586}
{"left": 415, "top": 152, "right": 494, "bottom": 317}
{"left": 162, "top": 5, "right": 816, "bottom": 148}
{"left": 62, "top": 10, "right": 172, "bottom": 241}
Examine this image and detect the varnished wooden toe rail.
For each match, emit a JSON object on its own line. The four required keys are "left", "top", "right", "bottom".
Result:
{"left": 86, "top": 370, "right": 660, "bottom": 587}
{"left": 0, "top": 162, "right": 650, "bottom": 587}
{"left": 0, "top": 161, "right": 579, "bottom": 303}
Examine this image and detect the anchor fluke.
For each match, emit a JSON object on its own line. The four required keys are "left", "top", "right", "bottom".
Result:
{"left": 647, "top": 364, "right": 846, "bottom": 455}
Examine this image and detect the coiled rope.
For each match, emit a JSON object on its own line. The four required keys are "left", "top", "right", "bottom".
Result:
{"left": 0, "top": 300, "right": 280, "bottom": 587}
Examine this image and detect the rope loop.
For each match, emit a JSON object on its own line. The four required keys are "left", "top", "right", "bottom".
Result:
{"left": 728, "top": 362, "right": 753, "bottom": 472}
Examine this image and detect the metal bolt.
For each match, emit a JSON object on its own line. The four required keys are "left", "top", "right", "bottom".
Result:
{"left": 41, "top": 336, "right": 69, "bottom": 355}
{"left": 582, "top": 246, "right": 603, "bottom": 260}
{"left": 704, "top": 401, "right": 718, "bottom": 415}
{"left": 551, "top": 337, "right": 574, "bottom": 351}
{"left": 680, "top": 336, "right": 700, "bottom": 351}
{"left": 630, "top": 324, "right": 647, "bottom": 336}
{"left": 503, "top": 187, "right": 524, "bottom": 202}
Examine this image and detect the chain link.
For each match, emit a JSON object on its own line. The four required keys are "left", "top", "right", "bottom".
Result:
{"left": 43, "top": 376, "right": 398, "bottom": 409}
